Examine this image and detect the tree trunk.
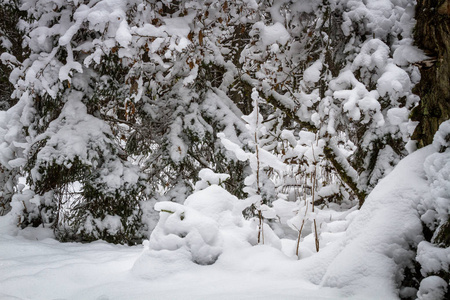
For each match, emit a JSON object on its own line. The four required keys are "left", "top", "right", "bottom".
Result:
{"left": 412, "top": 3, "right": 450, "bottom": 298}
{"left": 411, "top": 0, "right": 450, "bottom": 147}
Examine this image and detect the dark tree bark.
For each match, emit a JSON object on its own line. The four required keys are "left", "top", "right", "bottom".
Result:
{"left": 413, "top": 0, "right": 450, "bottom": 246}
{"left": 411, "top": 3, "right": 450, "bottom": 298}
{"left": 411, "top": 0, "right": 450, "bottom": 147}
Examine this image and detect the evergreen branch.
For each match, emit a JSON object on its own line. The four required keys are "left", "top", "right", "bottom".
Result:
{"left": 323, "top": 146, "right": 366, "bottom": 207}
{"left": 265, "top": 93, "right": 317, "bottom": 133}
{"left": 264, "top": 92, "right": 366, "bottom": 206}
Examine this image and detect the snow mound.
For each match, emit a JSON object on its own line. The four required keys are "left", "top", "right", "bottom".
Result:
{"left": 133, "top": 146, "right": 442, "bottom": 298}
{"left": 132, "top": 184, "right": 256, "bottom": 277}
{"left": 319, "top": 146, "right": 434, "bottom": 298}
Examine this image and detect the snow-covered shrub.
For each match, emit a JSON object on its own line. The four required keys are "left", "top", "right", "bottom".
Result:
{"left": 10, "top": 189, "right": 40, "bottom": 227}
{"left": 12, "top": 95, "right": 146, "bottom": 243}
{"left": 417, "top": 276, "right": 448, "bottom": 300}
{"left": 0, "top": 0, "right": 427, "bottom": 249}
{"left": 433, "top": 120, "right": 450, "bottom": 153}
{"left": 194, "top": 168, "right": 230, "bottom": 192}
{"left": 150, "top": 201, "right": 223, "bottom": 265}
{"left": 420, "top": 121, "right": 450, "bottom": 243}
{"left": 0, "top": 106, "right": 25, "bottom": 215}
{"left": 1, "top": 1, "right": 27, "bottom": 213}
{"left": 1, "top": 0, "right": 254, "bottom": 242}
{"left": 417, "top": 242, "right": 450, "bottom": 277}
{"left": 136, "top": 183, "right": 257, "bottom": 268}
{"left": 416, "top": 121, "right": 450, "bottom": 299}
{"left": 239, "top": 0, "right": 423, "bottom": 207}
{"left": 219, "top": 89, "right": 286, "bottom": 245}
{"left": 0, "top": 0, "right": 24, "bottom": 111}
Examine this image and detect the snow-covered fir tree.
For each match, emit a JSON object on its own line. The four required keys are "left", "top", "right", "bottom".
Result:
{"left": 0, "top": 0, "right": 435, "bottom": 254}
{"left": 240, "top": 0, "right": 422, "bottom": 206}
{"left": 0, "top": 0, "right": 256, "bottom": 242}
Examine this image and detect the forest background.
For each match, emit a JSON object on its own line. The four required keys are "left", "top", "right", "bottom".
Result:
{"left": 0, "top": 0, "right": 449, "bottom": 299}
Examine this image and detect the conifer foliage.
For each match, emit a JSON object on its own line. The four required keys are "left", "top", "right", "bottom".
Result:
{"left": 0, "top": 0, "right": 423, "bottom": 244}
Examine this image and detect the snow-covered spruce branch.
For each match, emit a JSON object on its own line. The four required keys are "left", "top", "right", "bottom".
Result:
{"left": 264, "top": 91, "right": 365, "bottom": 206}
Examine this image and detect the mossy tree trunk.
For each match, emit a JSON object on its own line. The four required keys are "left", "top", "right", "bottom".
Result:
{"left": 411, "top": 0, "right": 450, "bottom": 147}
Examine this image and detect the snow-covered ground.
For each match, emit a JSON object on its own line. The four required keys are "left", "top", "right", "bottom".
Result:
{"left": 0, "top": 228, "right": 341, "bottom": 300}
{"left": 0, "top": 146, "right": 438, "bottom": 299}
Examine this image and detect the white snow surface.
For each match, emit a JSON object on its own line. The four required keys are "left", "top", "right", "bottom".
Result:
{"left": 0, "top": 146, "right": 438, "bottom": 299}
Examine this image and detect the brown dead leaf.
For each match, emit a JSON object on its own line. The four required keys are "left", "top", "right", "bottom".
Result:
{"left": 199, "top": 30, "right": 204, "bottom": 46}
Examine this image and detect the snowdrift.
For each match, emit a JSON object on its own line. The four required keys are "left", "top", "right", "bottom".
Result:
{"left": 0, "top": 146, "right": 446, "bottom": 299}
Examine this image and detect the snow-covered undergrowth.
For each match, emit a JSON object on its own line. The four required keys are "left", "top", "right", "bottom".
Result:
{"left": 2, "top": 144, "right": 448, "bottom": 299}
